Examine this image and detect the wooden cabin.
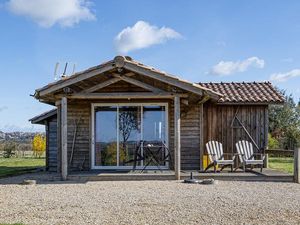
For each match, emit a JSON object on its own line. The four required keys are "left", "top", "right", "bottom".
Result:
{"left": 30, "top": 56, "right": 284, "bottom": 179}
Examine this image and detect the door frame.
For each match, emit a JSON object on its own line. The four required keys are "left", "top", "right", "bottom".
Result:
{"left": 91, "top": 102, "right": 169, "bottom": 170}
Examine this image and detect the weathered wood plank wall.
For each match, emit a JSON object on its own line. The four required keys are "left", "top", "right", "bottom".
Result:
{"left": 169, "top": 102, "right": 201, "bottom": 170}
{"left": 53, "top": 99, "right": 268, "bottom": 172}
{"left": 202, "top": 103, "right": 268, "bottom": 156}
{"left": 47, "top": 118, "right": 58, "bottom": 171}
{"left": 67, "top": 101, "right": 91, "bottom": 171}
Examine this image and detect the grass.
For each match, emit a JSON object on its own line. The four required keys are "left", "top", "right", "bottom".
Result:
{"left": 268, "top": 157, "right": 294, "bottom": 174}
{"left": 0, "top": 157, "right": 45, "bottom": 178}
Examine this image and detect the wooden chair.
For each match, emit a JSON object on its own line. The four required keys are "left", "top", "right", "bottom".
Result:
{"left": 235, "top": 140, "right": 265, "bottom": 172}
{"left": 205, "top": 141, "right": 236, "bottom": 173}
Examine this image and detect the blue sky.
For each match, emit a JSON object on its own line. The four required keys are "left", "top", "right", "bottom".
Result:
{"left": 0, "top": 0, "right": 300, "bottom": 132}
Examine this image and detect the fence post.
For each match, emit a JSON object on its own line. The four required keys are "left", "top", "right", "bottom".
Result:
{"left": 264, "top": 153, "right": 269, "bottom": 168}
{"left": 294, "top": 148, "right": 300, "bottom": 183}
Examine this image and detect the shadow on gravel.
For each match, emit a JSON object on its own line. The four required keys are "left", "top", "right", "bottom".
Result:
{"left": 0, "top": 172, "right": 88, "bottom": 185}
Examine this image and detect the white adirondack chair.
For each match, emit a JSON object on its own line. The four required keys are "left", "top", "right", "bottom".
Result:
{"left": 235, "top": 140, "right": 265, "bottom": 172}
{"left": 205, "top": 141, "right": 236, "bottom": 173}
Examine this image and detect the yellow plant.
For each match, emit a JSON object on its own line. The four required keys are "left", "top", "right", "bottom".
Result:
{"left": 32, "top": 134, "right": 46, "bottom": 158}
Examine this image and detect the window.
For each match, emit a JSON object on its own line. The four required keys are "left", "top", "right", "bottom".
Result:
{"left": 92, "top": 103, "right": 168, "bottom": 169}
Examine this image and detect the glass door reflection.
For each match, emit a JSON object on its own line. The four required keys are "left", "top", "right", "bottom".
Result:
{"left": 119, "top": 106, "right": 141, "bottom": 166}
{"left": 95, "top": 106, "right": 117, "bottom": 166}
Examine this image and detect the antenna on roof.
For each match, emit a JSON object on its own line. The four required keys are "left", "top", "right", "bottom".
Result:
{"left": 54, "top": 62, "right": 60, "bottom": 81}
{"left": 61, "top": 62, "right": 68, "bottom": 78}
{"left": 53, "top": 61, "right": 77, "bottom": 80}
{"left": 72, "top": 63, "right": 76, "bottom": 75}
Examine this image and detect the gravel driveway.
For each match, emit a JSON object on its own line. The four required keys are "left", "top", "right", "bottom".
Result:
{"left": 0, "top": 173, "right": 299, "bottom": 225}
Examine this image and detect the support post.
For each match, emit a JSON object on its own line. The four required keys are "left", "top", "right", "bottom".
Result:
{"left": 264, "top": 153, "right": 269, "bottom": 168}
{"left": 294, "top": 147, "right": 300, "bottom": 183}
{"left": 263, "top": 146, "right": 269, "bottom": 168}
{"left": 61, "top": 97, "right": 68, "bottom": 180}
{"left": 56, "top": 102, "right": 61, "bottom": 173}
{"left": 174, "top": 96, "right": 181, "bottom": 180}
{"left": 199, "top": 103, "right": 204, "bottom": 171}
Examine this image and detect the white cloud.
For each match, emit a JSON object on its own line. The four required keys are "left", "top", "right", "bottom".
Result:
{"left": 6, "top": 0, "right": 96, "bottom": 28}
{"left": 115, "top": 21, "right": 182, "bottom": 54}
{"left": 270, "top": 69, "right": 300, "bottom": 82}
{"left": 210, "top": 57, "right": 265, "bottom": 76}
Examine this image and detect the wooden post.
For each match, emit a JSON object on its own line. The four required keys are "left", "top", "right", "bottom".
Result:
{"left": 263, "top": 146, "right": 269, "bottom": 168}
{"left": 61, "top": 97, "right": 68, "bottom": 180}
{"left": 199, "top": 104, "right": 204, "bottom": 171}
{"left": 174, "top": 96, "right": 181, "bottom": 180}
{"left": 56, "top": 102, "right": 62, "bottom": 173}
{"left": 294, "top": 148, "right": 300, "bottom": 183}
{"left": 263, "top": 107, "right": 269, "bottom": 168}
{"left": 265, "top": 153, "right": 269, "bottom": 168}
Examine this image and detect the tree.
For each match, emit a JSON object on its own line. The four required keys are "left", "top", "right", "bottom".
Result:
{"left": 103, "top": 142, "right": 125, "bottom": 165}
{"left": 3, "top": 142, "right": 16, "bottom": 158}
{"left": 32, "top": 134, "right": 46, "bottom": 158}
{"left": 269, "top": 91, "right": 300, "bottom": 149}
{"left": 118, "top": 109, "right": 139, "bottom": 159}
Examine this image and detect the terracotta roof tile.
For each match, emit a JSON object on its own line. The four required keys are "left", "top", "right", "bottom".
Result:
{"left": 198, "top": 82, "right": 285, "bottom": 104}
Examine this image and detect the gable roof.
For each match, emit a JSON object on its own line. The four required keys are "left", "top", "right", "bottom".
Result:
{"left": 34, "top": 56, "right": 222, "bottom": 101}
{"left": 29, "top": 108, "right": 57, "bottom": 124}
{"left": 199, "top": 82, "right": 285, "bottom": 104}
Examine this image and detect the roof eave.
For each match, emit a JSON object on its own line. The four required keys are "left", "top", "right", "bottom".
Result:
{"left": 34, "top": 56, "right": 223, "bottom": 101}
{"left": 215, "top": 101, "right": 284, "bottom": 105}
{"left": 29, "top": 109, "right": 57, "bottom": 124}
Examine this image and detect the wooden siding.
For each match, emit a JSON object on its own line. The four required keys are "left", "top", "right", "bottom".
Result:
{"left": 169, "top": 102, "right": 201, "bottom": 170}
{"left": 47, "top": 118, "right": 58, "bottom": 171}
{"left": 54, "top": 100, "right": 269, "bottom": 172}
{"left": 67, "top": 101, "right": 91, "bottom": 171}
{"left": 202, "top": 103, "right": 268, "bottom": 156}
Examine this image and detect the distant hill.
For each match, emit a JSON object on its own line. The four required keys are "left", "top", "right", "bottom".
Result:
{"left": 0, "top": 131, "right": 43, "bottom": 143}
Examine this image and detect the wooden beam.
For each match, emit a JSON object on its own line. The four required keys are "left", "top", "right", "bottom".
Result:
{"left": 61, "top": 97, "right": 68, "bottom": 180}
{"left": 181, "top": 99, "right": 189, "bottom": 105}
{"left": 114, "top": 74, "right": 168, "bottom": 94}
{"left": 124, "top": 62, "right": 221, "bottom": 99}
{"left": 197, "top": 94, "right": 210, "bottom": 105}
{"left": 65, "top": 92, "right": 188, "bottom": 99}
{"left": 174, "top": 96, "right": 181, "bottom": 180}
{"left": 294, "top": 147, "right": 300, "bottom": 183}
{"left": 264, "top": 106, "right": 269, "bottom": 168}
{"left": 39, "top": 63, "right": 115, "bottom": 96}
{"left": 82, "top": 77, "right": 121, "bottom": 93}
{"left": 199, "top": 103, "right": 204, "bottom": 171}
{"left": 57, "top": 104, "right": 61, "bottom": 173}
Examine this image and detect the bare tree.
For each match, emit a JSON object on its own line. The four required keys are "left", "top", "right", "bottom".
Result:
{"left": 118, "top": 109, "right": 139, "bottom": 158}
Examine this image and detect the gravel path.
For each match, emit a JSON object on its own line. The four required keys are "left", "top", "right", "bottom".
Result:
{"left": 0, "top": 173, "right": 299, "bottom": 225}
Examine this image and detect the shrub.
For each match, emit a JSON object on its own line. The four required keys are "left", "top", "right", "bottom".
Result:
{"left": 268, "top": 133, "right": 280, "bottom": 149}
{"left": 3, "top": 142, "right": 16, "bottom": 158}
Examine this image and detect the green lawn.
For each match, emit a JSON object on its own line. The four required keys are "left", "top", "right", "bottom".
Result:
{"left": 268, "top": 157, "right": 294, "bottom": 174}
{"left": 0, "top": 157, "right": 45, "bottom": 178}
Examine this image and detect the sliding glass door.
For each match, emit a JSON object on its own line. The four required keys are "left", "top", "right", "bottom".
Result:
{"left": 94, "top": 106, "right": 118, "bottom": 167}
{"left": 119, "top": 106, "right": 141, "bottom": 166}
{"left": 92, "top": 103, "right": 168, "bottom": 169}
